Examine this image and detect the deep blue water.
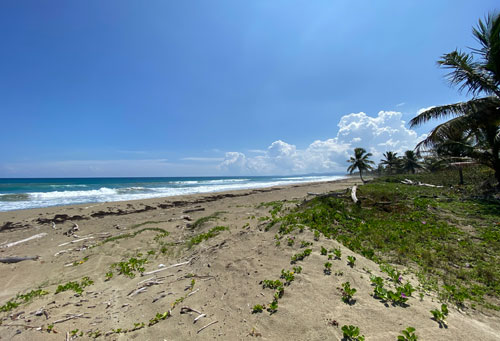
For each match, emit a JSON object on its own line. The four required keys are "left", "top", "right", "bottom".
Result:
{"left": 0, "top": 175, "right": 345, "bottom": 211}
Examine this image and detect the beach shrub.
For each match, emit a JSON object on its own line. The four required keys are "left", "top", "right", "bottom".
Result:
{"left": 430, "top": 304, "right": 449, "bottom": 328}
{"left": 340, "top": 282, "right": 356, "bottom": 304}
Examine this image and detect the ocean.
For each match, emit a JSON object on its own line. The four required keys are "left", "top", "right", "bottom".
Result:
{"left": 0, "top": 175, "right": 345, "bottom": 212}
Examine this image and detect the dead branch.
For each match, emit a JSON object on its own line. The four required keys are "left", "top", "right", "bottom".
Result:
{"left": 127, "top": 287, "right": 148, "bottom": 297}
{"left": 180, "top": 306, "right": 203, "bottom": 315}
{"left": 1, "top": 233, "right": 47, "bottom": 249}
{"left": 197, "top": 320, "right": 218, "bottom": 333}
{"left": 0, "top": 256, "right": 39, "bottom": 264}
{"left": 53, "top": 313, "right": 85, "bottom": 324}
{"left": 52, "top": 222, "right": 57, "bottom": 230}
{"left": 141, "top": 258, "right": 194, "bottom": 276}
{"left": 188, "top": 288, "right": 200, "bottom": 297}
{"left": 193, "top": 313, "right": 206, "bottom": 323}
{"left": 58, "top": 235, "right": 94, "bottom": 247}
{"left": 64, "top": 222, "right": 79, "bottom": 237}
{"left": 54, "top": 249, "right": 74, "bottom": 256}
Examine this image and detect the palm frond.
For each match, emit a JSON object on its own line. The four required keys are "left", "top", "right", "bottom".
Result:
{"left": 437, "top": 50, "right": 499, "bottom": 97}
{"left": 409, "top": 96, "right": 500, "bottom": 128}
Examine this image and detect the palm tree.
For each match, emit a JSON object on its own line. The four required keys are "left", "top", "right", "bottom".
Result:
{"left": 347, "top": 147, "right": 375, "bottom": 183}
{"left": 401, "top": 150, "right": 422, "bottom": 174}
{"left": 380, "top": 151, "right": 399, "bottom": 174}
{"left": 409, "top": 12, "right": 500, "bottom": 186}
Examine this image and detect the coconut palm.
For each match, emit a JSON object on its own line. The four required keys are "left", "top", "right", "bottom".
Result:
{"left": 347, "top": 148, "right": 375, "bottom": 183}
{"left": 409, "top": 12, "right": 500, "bottom": 186}
{"left": 380, "top": 151, "right": 399, "bottom": 174}
{"left": 401, "top": 150, "right": 422, "bottom": 174}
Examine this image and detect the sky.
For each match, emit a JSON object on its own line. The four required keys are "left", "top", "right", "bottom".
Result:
{"left": 0, "top": 1, "right": 498, "bottom": 177}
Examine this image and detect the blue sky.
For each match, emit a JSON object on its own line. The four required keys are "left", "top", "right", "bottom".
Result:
{"left": 0, "top": 1, "right": 497, "bottom": 177}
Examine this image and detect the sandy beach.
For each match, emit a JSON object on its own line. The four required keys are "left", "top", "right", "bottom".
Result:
{"left": 0, "top": 177, "right": 499, "bottom": 340}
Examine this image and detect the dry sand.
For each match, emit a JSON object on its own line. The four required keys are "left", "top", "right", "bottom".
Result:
{"left": 0, "top": 178, "right": 499, "bottom": 340}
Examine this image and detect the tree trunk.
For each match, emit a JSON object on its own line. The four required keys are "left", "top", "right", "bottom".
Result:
{"left": 458, "top": 168, "right": 464, "bottom": 185}
{"left": 359, "top": 170, "right": 365, "bottom": 183}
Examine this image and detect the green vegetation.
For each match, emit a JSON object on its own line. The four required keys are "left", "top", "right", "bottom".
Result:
{"left": 187, "top": 225, "right": 229, "bottom": 248}
{"left": 340, "top": 281, "right": 357, "bottom": 304}
{"left": 262, "top": 279, "right": 283, "bottom": 289}
{"left": 430, "top": 304, "right": 449, "bottom": 328}
{"left": 347, "top": 255, "right": 356, "bottom": 268}
{"left": 148, "top": 311, "right": 171, "bottom": 326}
{"left": 55, "top": 277, "right": 93, "bottom": 295}
{"left": 280, "top": 269, "right": 295, "bottom": 285}
{"left": 324, "top": 261, "right": 332, "bottom": 275}
{"left": 252, "top": 304, "right": 264, "bottom": 313}
{"left": 398, "top": 327, "right": 418, "bottom": 341}
{"left": 290, "top": 248, "right": 312, "bottom": 264}
{"left": 262, "top": 169, "right": 500, "bottom": 310}
{"left": 110, "top": 255, "right": 148, "bottom": 278}
{"left": 0, "top": 289, "right": 49, "bottom": 312}
{"left": 101, "top": 227, "right": 169, "bottom": 245}
{"left": 190, "top": 211, "right": 225, "bottom": 229}
{"left": 341, "top": 325, "right": 365, "bottom": 341}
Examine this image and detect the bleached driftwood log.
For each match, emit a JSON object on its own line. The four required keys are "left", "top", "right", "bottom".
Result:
{"left": 1, "top": 233, "right": 47, "bottom": 249}
{"left": 351, "top": 185, "right": 358, "bottom": 204}
{"left": 58, "top": 235, "right": 94, "bottom": 247}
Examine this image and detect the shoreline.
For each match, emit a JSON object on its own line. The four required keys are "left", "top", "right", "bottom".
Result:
{"left": 0, "top": 175, "right": 349, "bottom": 213}
{"left": 0, "top": 176, "right": 355, "bottom": 223}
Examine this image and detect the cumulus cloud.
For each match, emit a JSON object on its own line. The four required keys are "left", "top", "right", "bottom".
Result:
{"left": 219, "top": 110, "right": 425, "bottom": 175}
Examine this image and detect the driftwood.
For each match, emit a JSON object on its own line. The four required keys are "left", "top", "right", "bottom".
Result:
{"left": 401, "top": 179, "right": 443, "bottom": 188}
{"left": 197, "top": 320, "right": 218, "bottom": 333}
{"left": 64, "top": 222, "right": 79, "bottom": 236}
{"left": 351, "top": 185, "right": 358, "bottom": 204}
{"left": 58, "top": 235, "right": 94, "bottom": 247}
{"left": 180, "top": 306, "right": 203, "bottom": 315}
{"left": 183, "top": 207, "right": 205, "bottom": 214}
{"left": 53, "top": 313, "right": 86, "bottom": 324}
{"left": 141, "top": 258, "right": 194, "bottom": 276}
{"left": 0, "top": 256, "right": 39, "bottom": 264}
{"left": 1, "top": 233, "right": 47, "bottom": 249}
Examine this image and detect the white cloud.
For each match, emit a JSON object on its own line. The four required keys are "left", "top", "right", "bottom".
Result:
{"left": 219, "top": 110, "right": 425, "bottom": 175}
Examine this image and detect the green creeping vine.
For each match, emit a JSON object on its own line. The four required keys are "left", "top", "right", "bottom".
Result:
{"left": 0, "top": 289, "right": 49, "bottom": 312}
{"left": 341, "top": 325, "right": 365, "bottom": 341}
{"left": 55, "top": 277, "right": 93, "bottom": 295}
{"left": 290, "top": 248, "right": 312, "bottom": 264}
{"left": 187, "top": 226, "right": 229, "bottom": 248}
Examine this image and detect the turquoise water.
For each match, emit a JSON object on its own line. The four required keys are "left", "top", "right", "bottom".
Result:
{"left": 0, "top": 175, "right": 345, "bottom": 211}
